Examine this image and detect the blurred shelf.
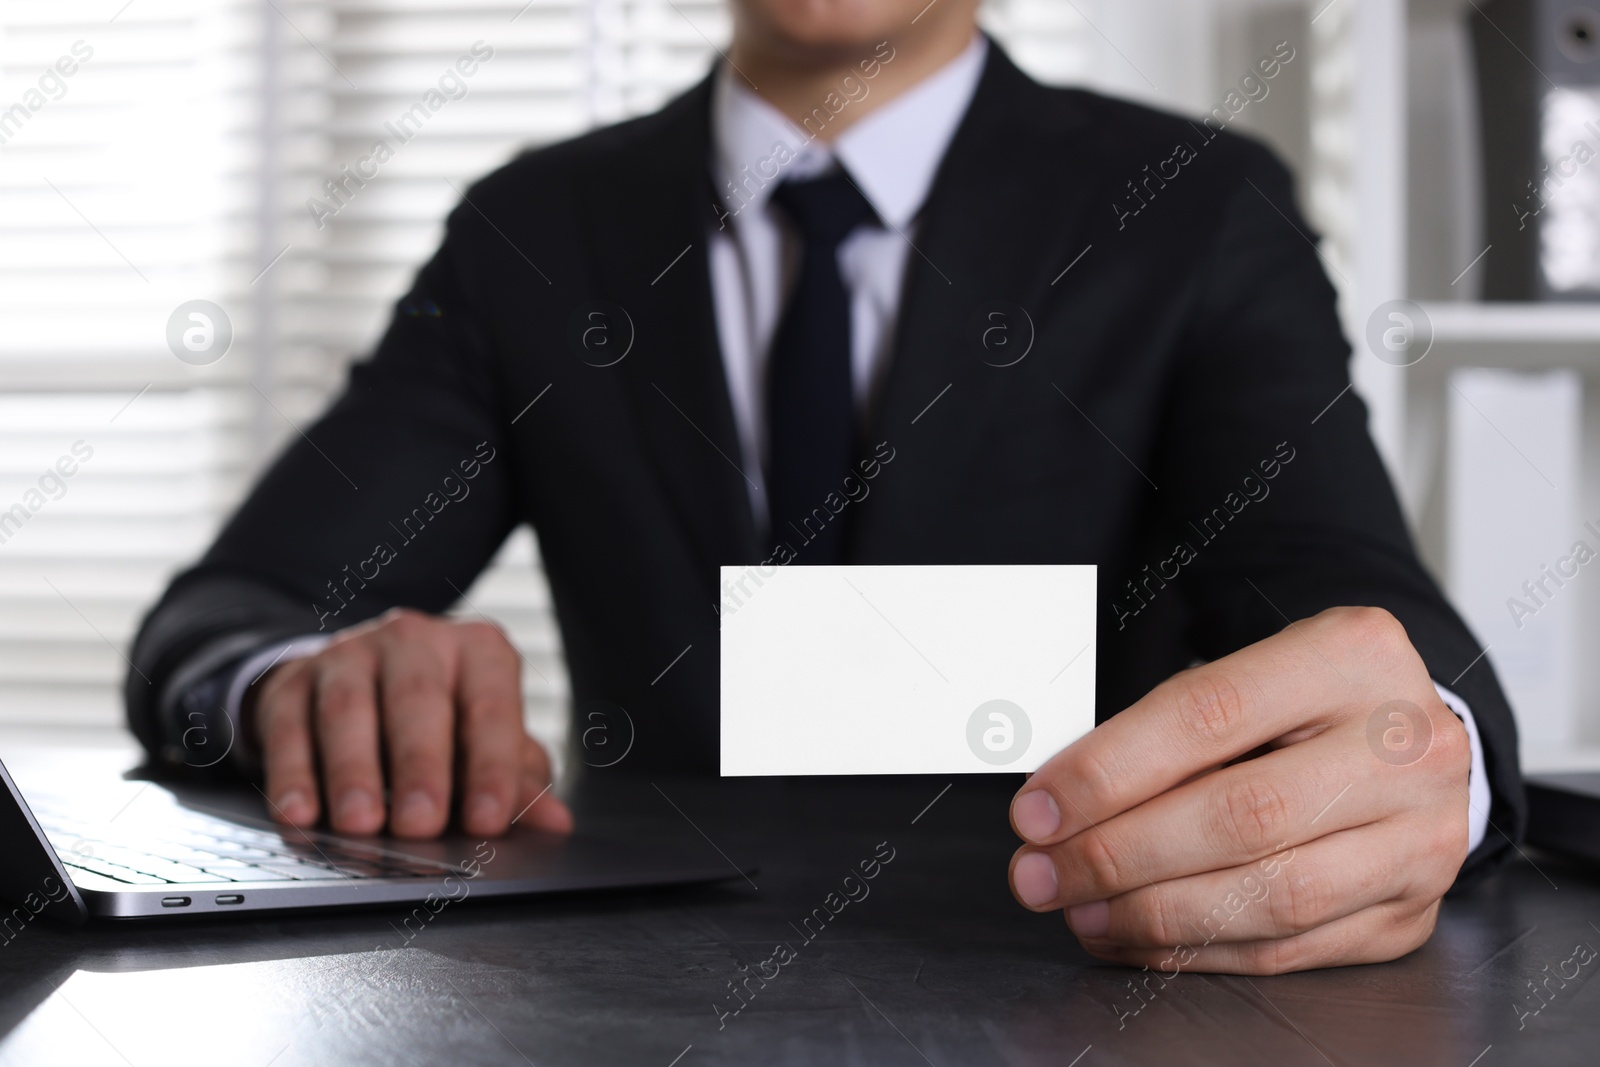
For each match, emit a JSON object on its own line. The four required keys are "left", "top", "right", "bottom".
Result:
{"left": 1423, "top": 302, "right": 1600, "bottom": 345}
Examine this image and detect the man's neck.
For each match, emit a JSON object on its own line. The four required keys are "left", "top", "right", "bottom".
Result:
{"left": 727, "top": 23, "right": 981, "bottom": 144}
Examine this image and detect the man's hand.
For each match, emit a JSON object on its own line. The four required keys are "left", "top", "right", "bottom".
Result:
{"left": 1007, "top": 606, "right": 1472, "bottom": 975}
{"left": 248, "top": 608, "right": 573, "bottom": 839}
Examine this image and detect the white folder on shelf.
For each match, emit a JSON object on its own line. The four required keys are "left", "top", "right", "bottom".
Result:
{"left": 1447, "top": 367, "right": 1582, "bottom": 753}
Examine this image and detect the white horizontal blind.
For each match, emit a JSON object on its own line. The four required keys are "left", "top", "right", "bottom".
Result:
{"left": 0, "top": 0, "right": 1093, "bottom": 748}
{"left": 0, "top": 0, "right": 262, "bottom": 726}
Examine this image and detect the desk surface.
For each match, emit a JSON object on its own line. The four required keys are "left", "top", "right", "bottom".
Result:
{"left": 1, "top": 735, "right": 1597, "bottom": 1067}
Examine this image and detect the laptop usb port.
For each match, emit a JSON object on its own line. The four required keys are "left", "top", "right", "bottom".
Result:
{"left": 214, "top": 894, "right": 244, "bottom": 906}
{"left": 160, "top": 896, "right": 191, "bottom": 908}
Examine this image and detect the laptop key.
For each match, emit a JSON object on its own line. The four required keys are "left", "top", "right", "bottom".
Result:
{"left": 160, "top": 867, "right": 234, "bottom": 884}
{"left": 63, "top": 857, "right": 166, "bottom": 886}
{"left": 161, "top": 848, "right": 230, "bottom": 867}
{"left": 204, "top": 843, "right": 278, "bottom": 861}
{"left": 122, "top": 859, "right": 232, "bottom": 884}
{"left": 211, "top": 828, "right": 285, "bottom": 848}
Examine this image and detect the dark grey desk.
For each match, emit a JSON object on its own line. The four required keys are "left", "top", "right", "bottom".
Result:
{"left": 1, "top": 737, "right": 1597, "bottom": 1067}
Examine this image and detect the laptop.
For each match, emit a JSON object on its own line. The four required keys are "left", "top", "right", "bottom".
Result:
{"left": 0, "top": 754, "right": 742, "bottom": 925}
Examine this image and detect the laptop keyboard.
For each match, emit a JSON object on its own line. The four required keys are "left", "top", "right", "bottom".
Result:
{"left": 33, "top": 803, "right": 459, "bottom": 887}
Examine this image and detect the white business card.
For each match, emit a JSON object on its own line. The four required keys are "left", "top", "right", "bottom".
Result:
{"left": 719, "top": 564, "right": 1097, "bottom": 776}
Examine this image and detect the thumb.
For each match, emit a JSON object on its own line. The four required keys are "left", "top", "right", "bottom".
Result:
{"left": 513, "top": 737, "right": 573, "bottom": 834}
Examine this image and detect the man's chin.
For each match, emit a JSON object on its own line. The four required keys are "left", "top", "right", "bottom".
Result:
{"left": 738, "top": 0, "right": 916, "bottom": 54}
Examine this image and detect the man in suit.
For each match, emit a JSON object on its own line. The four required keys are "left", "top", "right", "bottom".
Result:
{"left": 128, "top": 0, "right": 1524, "bottom": 974}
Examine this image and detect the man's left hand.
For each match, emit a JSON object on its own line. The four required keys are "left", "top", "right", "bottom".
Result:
{"left": 1007, "top": 606, "right": 1473, "bottom": 974}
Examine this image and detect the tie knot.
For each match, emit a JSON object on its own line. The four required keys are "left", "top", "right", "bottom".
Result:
{"left": 771, "top": 171, "right": 879, "bottom": 251}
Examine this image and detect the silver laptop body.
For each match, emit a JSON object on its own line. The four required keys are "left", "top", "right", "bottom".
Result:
{"left": 0, "top": 756, "right": 737, "bottom": 924}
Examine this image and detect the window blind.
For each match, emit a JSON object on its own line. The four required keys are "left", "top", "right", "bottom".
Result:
{"left": 0, "top": 0, "right": 264, "bottom": 727}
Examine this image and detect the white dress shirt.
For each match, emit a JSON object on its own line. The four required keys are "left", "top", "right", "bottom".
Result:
{"left": 708, "top": 33, "right": 989, "bottom": 533}
{"left": 226, "top": 36, "right": 1494, "bottom": 854}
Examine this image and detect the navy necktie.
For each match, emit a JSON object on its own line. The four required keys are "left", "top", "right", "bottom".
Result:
{"left": 766, "top": 171, "right": 879, "bottom": 562}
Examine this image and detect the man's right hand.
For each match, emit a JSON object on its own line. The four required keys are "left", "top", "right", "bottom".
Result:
{"left": 247, "top": 608, "right": 573, "bottom": 840}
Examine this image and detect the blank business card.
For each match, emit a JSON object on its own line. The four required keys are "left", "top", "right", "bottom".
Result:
{"left": 719, "top": 564, "right": 1096, "bottom": 776}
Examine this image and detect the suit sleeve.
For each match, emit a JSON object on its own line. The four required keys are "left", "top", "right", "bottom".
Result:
{"left": 1151, "top": 140, "right": 1524, "bottom": 881}
{"left": 126, "top": 197, "right": 520, "bottom": 771}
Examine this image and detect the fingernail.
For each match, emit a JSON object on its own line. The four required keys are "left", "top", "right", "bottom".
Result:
{"left": 465, "top": 793, "right": 500, "bottom": 828}
{"left": 1012, "top": 789, "right": 1060, "bottom": 842}
{"left": 395, "top": 789, "right": 436, "bottom": 827}
{"left": 276, "top": 789, "right": 311, "bottom": 822}
{"left": 1068, "top": 900, "right": 1110, "bottom": 939}
{"left": 1013, "top": 851, "right": 1059, "bottom": 908}
{"left": 335, "top": 788, "right": 376, "bottom": 825}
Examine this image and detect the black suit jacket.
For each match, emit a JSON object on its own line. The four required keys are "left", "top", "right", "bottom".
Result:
{"left": 127, "top": 43, "right": 1525, "bottom": 877}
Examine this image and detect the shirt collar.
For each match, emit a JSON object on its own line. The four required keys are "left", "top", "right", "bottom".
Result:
{"left": 711, "top": 34, "right": 988, "bottom": 231}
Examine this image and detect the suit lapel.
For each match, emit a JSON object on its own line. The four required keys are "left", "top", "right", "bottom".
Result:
{"left": 591, "top": 75, "right": 762, "bottom": 573}
{"left": 851, "top": 45, "right": 1100, "bottom": 558}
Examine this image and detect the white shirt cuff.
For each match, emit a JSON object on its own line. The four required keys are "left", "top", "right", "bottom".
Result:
{"left": 222, "top": 635, "right": 332, "bottom": 768}
{"left": 1433, "top": 681, "right": 1490, "bottom": 854}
